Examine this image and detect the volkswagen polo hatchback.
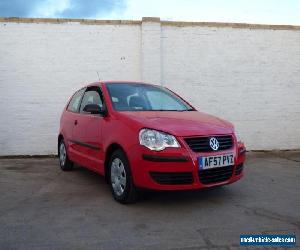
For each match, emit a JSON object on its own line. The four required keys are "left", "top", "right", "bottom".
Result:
{"left": 58, "top": 81, "right": 246, "bottom": 203}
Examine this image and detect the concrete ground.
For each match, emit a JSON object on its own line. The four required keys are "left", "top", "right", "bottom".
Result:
{"left": 0, "top": 152, "right": 299, "bottom": 250}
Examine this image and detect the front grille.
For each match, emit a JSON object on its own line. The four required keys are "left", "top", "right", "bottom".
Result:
{"left": 198, "top": 165, "right": 234, "bottom": 184}
{"left": 235, "top": 163, "right": 244, "bottom": 175}
{"left": 150, "top": 172, "right": 193, "bottom": 185}
{"left": 185, "top": 135, "right": 233, "bottom": 152}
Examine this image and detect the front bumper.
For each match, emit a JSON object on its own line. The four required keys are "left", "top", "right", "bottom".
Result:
{"left": 128, "top": 136, "right": 246, "bottom": 191}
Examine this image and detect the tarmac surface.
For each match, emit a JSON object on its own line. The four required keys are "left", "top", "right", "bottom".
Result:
{"left": 0, "top": 151, "right": 299, "bottom": 249}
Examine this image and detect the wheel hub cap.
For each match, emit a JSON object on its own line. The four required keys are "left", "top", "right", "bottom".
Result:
{"left": 110, "top": 158, "right": 126, "bottom": 196}
{"left": 59, "top": 143, "right": 66, "bottom": 166}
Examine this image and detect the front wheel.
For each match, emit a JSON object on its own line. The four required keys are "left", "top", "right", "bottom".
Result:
{"left": 58, "top": 139, "right": 73, "bottom": 171}
{"left": 109, "top": 149, "right": 138, "bottom": 204}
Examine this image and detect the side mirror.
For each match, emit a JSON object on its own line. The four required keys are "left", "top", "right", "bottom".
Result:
{"left": 83, "top": 104, "right": 106, "bottom": 115}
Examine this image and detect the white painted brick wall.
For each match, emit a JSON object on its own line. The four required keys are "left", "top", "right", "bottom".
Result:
{"left": 161, "top": 25, "right": 300, "bottom": 150}
{"left": 0, "top": 18, "right": 299, "bottom": 155}
{"left": 141, "top": 17, "right": 161, "bottom": 84}
{"left": 0, "top": 21, "right": 141, "bottom": 155}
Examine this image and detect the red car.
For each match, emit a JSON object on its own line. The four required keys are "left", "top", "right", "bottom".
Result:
{"left": 58, "top": 81, "right": 246, "bottom": 203}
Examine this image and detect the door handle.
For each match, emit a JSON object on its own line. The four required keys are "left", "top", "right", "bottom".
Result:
{"left": 74, "top": 120, "right": 78, "bottom": 125}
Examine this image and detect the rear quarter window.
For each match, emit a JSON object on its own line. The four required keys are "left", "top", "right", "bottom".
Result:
{"left": 67, "top": 88, "right": 85, "bottom": 112}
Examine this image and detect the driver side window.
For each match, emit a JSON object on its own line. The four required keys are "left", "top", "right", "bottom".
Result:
{"left": 80, "top": 87, "right": 103, "bottom": 113}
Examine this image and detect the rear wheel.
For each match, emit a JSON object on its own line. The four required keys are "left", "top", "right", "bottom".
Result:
{"left": 109, "top": 149, "right": 138, "bottom": 204}
{"left": 58, "top": 139, "right": 73, "bottom": 171}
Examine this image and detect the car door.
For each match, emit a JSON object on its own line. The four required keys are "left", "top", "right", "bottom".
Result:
{"left": 71, "top": 86, "right": 105, "bottom": 173}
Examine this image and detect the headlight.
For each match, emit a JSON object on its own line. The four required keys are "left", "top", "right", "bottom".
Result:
{"left": 235, "top": 130, "right": 242, "bottom": 142}
{"left": 139, "top": 128, "right": 180, "bottom": 151}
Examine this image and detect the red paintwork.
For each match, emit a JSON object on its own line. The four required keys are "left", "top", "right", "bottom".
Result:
{"left": 59, "top": 81, "right": 246, "bottom": 190}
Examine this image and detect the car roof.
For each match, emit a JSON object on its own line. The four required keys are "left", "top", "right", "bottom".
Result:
{"left": 85, "top": 81, "right": 158, "bottom": 87}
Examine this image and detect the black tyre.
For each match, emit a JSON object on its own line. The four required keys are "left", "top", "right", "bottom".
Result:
{"left": 58, "top": 139, "right": 73, "bottom": 171}
{"left": 109, "top": 149, "right": 138, "bottom": 204}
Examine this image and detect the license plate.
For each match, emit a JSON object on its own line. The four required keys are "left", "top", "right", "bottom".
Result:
{"left": 198, "top": 154, "right": 234, "bottom": 170}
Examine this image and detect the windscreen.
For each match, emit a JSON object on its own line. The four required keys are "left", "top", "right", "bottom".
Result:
{"left": 106, "top": 83, "right": 194, "bottom": 111}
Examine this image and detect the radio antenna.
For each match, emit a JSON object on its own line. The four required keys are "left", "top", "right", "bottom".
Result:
{"left": 96, "top": 71, "right": 101, "bottom": 81}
